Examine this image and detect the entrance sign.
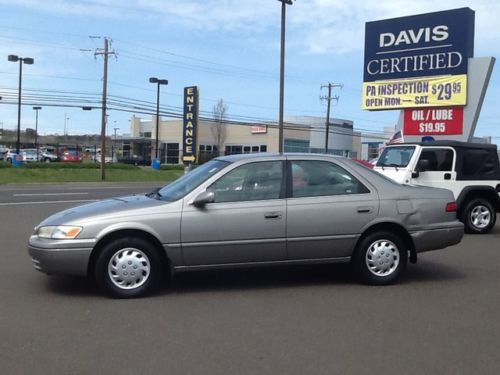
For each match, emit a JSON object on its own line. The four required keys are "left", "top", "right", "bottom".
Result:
{"left": 182, "top": 86, "right": 199, "bottom": 163}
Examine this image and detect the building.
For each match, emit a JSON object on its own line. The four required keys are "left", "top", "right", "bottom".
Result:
{"left": 123, "top": 115, "right": 359, "bottom": 164}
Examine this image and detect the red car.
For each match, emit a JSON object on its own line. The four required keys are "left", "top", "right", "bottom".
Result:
{"left": 352, "top": 158, "right": 374, "bottom": 169}
{"left": 61, "top": 150, "right": 83, "bottom": 163}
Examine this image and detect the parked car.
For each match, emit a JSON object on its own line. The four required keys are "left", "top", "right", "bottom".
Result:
{"left": 22, "top": 149, "right": 39, "bottom": 162}
{"left": 61, "top": 150, "right": 83, "bottom": 163}
{"left": 374, "top": 141, "right": 500, "bottom": 234}
{"left": 40, "top": 150, "right": 59, "bottom": 162}
{"left": 4, "top": 149, "right": 19, "bottom": 163}
{"left": 118, "top": 155, "right": 151, "bottom": 166}
{"left": 352, "top": 158, "right": 374, "bottom": 169}
{"left": 29, "top": 154, "right": 463, "bottom": 298}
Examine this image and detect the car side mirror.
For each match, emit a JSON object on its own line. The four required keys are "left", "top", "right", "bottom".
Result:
{"left": 417, "top": 159, "right": 430, "bottom": 172}
{"left": 192, "top": 191, "right": 215, "bottom": 207}
{"left": 411, "top": 171, "right": 419, "bottom": 178}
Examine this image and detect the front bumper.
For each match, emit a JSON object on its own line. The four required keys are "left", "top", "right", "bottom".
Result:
{"left": 28, "top": 236, "right": 95, "bottom": 276}
{"left": 409, "top": 221, "right": 464, "bottom": 253}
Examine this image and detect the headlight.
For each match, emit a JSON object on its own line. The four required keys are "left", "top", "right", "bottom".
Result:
{"left": 37, "top": 226, "right": 82, "bottom": 239}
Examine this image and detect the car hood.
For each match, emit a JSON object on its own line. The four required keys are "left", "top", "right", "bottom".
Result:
{"left": 38, "top": 195, "right": 166, "bottom": 227}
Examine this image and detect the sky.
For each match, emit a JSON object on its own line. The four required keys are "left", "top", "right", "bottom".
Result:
{"left": 0, "top": 0, "right": 499, "bottom": 142}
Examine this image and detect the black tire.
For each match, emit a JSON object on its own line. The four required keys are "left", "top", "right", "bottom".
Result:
{"left": 7, "top": 158, "right": 12, "bottom": 164}
{"left": 353, "top": 231, "right": 408, "bottom": 285}
{"left": 95, "top": 237, "right": 163, "bottom": 298}
{"left": 462, "top": 198, "right": 496, "bottom": 234}
{"left": 44, "top": 158, "right": 51, "bottom": 163}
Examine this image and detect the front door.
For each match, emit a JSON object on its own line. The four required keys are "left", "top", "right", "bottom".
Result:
{"left": 181, "top": 160, "right": 286, "bottom": 266}
{"left": 411, "top": 147, "right": 457, "bottom": 194}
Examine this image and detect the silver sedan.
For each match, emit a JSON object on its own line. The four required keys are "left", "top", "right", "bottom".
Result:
{"left": 28, "top": 154, "right": 464, "bottom": 298}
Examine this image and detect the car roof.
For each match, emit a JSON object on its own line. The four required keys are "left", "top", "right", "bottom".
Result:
{"left": 393, "top": 140, "right": 498, "bottom": 150}
{"left": 215, "top": 152, "right": 344, "bottom": 162}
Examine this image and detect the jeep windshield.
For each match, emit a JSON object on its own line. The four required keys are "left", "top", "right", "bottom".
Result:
{"left": 377, "top": 146, "right": 415, "bottom": 168}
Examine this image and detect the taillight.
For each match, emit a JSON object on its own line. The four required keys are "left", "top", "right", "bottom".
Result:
{"left": 446, "top": 202, "right": 457, "bottom": 212}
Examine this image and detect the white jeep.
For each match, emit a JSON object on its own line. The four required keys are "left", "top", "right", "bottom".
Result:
{"left": 374, "top": 141, "right": 500, "bottom": 234}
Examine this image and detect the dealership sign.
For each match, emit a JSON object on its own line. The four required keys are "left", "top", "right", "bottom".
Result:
{"left": 182, "top": 86, "right": 199, "bottom": 163}
{"left": 403, "top": 107, "right": 463, "bottom": 135}
{"left": 363, "top": 8, "right": 474, "bottom": 110}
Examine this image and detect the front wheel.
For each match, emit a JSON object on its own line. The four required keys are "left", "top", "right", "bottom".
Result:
{"left": 95, "top": 237, "right": 162, "bottom": 298}
{"left": 353, "top": 231, "right": 408, "bottom": 285}
{"left": 463, "top": 198, "right": 496, "bottom": 234}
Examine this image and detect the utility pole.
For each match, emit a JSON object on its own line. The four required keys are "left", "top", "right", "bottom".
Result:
{"left": 320, "top": 83, "right": 342, "bottom": 153}
{"left": 95, "top": 37, "right": 116, "bottom": 180}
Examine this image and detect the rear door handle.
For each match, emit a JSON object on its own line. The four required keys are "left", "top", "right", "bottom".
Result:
{"left": 264, "top": 212, "right": 282, "bottom": 219}
{"left": 357, "top": 206, "right": 372, "bottom": 213}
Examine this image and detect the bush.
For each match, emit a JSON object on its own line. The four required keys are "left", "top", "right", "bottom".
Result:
{"left": 0, "top": 161, "right": 12, "bottom": 168}
{"left": 22, "top": 162, "right": 140, "bottom": 170}
{"left": 159, "top": 164, "right": 185, "bottom": 171}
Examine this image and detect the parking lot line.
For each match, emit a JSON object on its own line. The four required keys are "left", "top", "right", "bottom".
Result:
{"left": 13, "top": 192, "right": 89, "bottom": 197}
{"left": 0, "top": 199, "right": 98, "bottom": 206}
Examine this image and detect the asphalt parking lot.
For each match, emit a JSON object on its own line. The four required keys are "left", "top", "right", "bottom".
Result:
{"left": 1, "top": 183, "right": 499, "bottom": 375}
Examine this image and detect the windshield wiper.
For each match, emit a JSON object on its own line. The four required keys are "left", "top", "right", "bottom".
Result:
{"left": 387, "top": 163, "right": 400, "bottom": 171}
{"left": 146, "top": 187, "right": 162, "bottom": 200}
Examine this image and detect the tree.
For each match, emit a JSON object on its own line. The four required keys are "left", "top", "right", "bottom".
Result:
{"left": 212, "top": 98, "right": 228, "bottom": 156}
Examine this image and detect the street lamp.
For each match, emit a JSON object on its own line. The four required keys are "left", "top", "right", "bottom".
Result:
{"left": 149, "top": 77, "right": 168, "bottom": 161}
{"left": 33, "top": 106, "right": 42, "bottom": 159}
{"left": 113, "top": 126, "right": 119, "bottom": 162}
{"left": 8, "top": 54, "right": 34, "bottom": 154}
{"left": 277, "top": 0, "right": 294, "bottom": 154}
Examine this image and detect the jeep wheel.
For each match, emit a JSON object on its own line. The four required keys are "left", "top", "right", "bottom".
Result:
{"left": 463, "top": 198, "right": 496, "bottom": 234}
{"left": 44, "top": 158, "right": 51, "bottom": 163}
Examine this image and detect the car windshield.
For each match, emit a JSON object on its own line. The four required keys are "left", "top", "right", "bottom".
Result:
{"left": 156, "top": 159, "right": 230, "bottom": 202}
{"left": 377, "top": 146, "right": 415, "bottom": 168}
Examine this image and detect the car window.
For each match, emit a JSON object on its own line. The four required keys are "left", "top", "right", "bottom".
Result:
{"left": 291, "top": 160, "right": 369, "bottom": 198}
{"left": 208, "top": 161, "right": 283, "bottom": 203}
{"left": 377, "top": 146, "right": 415, "bottom": 168}
{"left": 418, "top": 148, "right": 454, "bottom": 172}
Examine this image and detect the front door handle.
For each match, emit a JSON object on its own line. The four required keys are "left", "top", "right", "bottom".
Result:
{"left": 357, "top": 206, "right": 372, "bottom": 213}
{"left": 264, "top": 212, "right": 282, "bottom": 219}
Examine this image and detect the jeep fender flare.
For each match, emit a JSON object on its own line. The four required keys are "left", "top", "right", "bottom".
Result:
{"left": 456, "top": 186, "right": 500, "bottom": 213}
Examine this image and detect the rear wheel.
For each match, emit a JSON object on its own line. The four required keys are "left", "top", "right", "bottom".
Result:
{"left": 44, "top": 158, "right": 51, "bottom": 163}
{"left": 353, "top": 231, "right": 408, "bottom": 285}
{"left": 95, "top": 237, "right": 162, "bottom": 298}
{"left": 463, "top": 198, "right": 496, "bottom": 234}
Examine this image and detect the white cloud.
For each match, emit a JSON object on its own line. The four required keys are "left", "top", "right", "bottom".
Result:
{"left": 3, "top": 0, "right": 500, "bottom": 55}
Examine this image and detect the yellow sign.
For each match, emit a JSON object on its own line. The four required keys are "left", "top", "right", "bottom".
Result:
{"left": 182, "top": 155, "right": 196, "bottom": 162}
{"left": 362, "top": 74, "right": 467, "bottom": 110}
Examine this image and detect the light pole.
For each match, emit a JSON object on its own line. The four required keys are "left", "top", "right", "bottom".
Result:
{"left": 8, "top": 55, "right": 34, "bottom": 154}
{"left": 33, "top": 106, "right": 42, "bottom": 159}
{"left": 149, "top": 77, "right": 168, "bottom": 161}
{"left": 277, "top": 0, "right": 294, "bottom": 154}
{"left": 113, "top": 126, "right": 119, "bottom": 162}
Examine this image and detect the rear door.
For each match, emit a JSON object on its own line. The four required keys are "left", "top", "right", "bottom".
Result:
{"left": 286, "top": 158, "right": 379, "bottom": 260}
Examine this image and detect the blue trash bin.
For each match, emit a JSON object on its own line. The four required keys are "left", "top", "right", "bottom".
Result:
{"left": 152, "top": 158, "right": 161, "bottom": 170}
{"left": 12, "top": 154, "right": 24, "bottom": 168}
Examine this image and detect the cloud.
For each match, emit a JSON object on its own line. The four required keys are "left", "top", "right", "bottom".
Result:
{"left": 3, "top": 0, "right": 500, "bottom": 56}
